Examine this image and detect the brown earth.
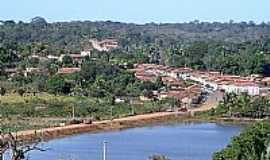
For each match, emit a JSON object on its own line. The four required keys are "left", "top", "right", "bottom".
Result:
{"left": 10, "top": 92, "right": 224, "bottom": 142}
{"left": 14, "top": 112, "right": 190, "bottom": 142}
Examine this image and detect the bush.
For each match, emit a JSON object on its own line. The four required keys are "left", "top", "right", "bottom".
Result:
{"left": 213, "top": 122, "right": 270, "bottom": 160}
{"left": 0, "top": 87, "right": 6, "bottom": 96}
{"left": 17, "top": 88, "right": 25, "bottom": 96}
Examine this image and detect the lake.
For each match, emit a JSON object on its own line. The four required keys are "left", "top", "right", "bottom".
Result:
{"left": 5, "top": 123, "right": 243, "bottom": 160}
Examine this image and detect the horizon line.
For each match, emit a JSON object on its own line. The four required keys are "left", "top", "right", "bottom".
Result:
{"left": 0, "top": 17, "right": 269, "bottom": 25}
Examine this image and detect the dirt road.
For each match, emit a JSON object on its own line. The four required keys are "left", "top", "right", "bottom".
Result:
{"left": 10, "top": 92, "right": 223, "bottom": 141}
{"left": 13, "top": 111, "right": 187, "bottom": 141}
{"left": 189, "top": 91, "right": 223, "bottom": 113}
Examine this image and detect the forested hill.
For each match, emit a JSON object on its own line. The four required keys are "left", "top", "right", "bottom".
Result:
{"left": 2, "top": 17, "right": 270, "bottom": 76}
{"left": 1, "top": 17, "right": 270, "bottom": 51}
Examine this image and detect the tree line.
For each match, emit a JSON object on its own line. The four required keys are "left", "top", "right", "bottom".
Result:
{"left": 209, "top": 93, "right": 270, "bottom": 119}
{"left": 213, "top": 122, "right": 270, "bottom": 160}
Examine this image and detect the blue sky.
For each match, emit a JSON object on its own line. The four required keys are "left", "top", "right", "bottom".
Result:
{"left": 0, "top": 0, "right": 269, "bottom": 24}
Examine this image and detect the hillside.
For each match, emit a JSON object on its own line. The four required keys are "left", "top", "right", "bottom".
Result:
{"left": 1, "top": 17, "right": 270, "bottom": 52}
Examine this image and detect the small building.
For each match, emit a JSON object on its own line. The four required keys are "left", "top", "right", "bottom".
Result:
{"left": 4, "top": 68, "right": 18, "bottom": 77}
{"left": 47, "top": 55, "right": 60, "bottom": 60}
{"left": 81, "top": 51, "right": 91, "bottom": 57}
{"left": 190, "top": 73, "right": 218, "bottom": 90}
{"left": 59, "top": 54, "right": 86, "bottom": 64}
{"left": 89, "top": 39, "right": 118, "bottom": 52}
{"left": 115, "top": 98, "right": 125, "bottom": 103}
{"left": 57, "top": 68, "right": 81, "bottom": 74}
{"left": 219, "top": 82, "right": 260, "bottom": 96}
{"left": 24, "top": 68, "right": 43, "bottom": 77}
{"left": 169, "top": 68, "right": 193, "bottom": 80}
{"left": 70, "top": 54, "right": 85, "bottom": 64}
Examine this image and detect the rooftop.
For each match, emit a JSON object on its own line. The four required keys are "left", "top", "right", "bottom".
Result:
{"left": 58, "top": 68, "right": 81, "bottom": 74}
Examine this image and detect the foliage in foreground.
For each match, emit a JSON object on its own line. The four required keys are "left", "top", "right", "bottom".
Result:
{"left": 213, "top": 122, "right": 270, "bottom": 160}
{"left": 209, "top": 93, "right": 270, "bottom": 119}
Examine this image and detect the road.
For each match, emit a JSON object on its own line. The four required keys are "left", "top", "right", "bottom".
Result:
{"left": 189, "top": 91, "right": 224, "bottom": 113}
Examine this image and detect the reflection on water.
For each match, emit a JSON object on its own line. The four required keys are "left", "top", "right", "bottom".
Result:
{"left": 5, "top": 123, "right": 243, "bottom": 160}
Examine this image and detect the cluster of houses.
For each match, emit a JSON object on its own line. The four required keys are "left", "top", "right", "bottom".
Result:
{"left": 4, "top": 52, "right": 86, "bottom": 78}
{"left": 3, "top": 39, "right": 119, "bottom": 77}
{"left": 89, "top": 39, "right": 118, "bottom": 52}
{"left": 130, "top": 64, "right": 204, "bottom": 107}
{"left": 31, "top": 51, "right": 91, "bottom": 64}
{"left": 130, "top": 64, "right": 269, "bottom": 105}
{"left": 189, "top": 71, "right": 263, "bottom": 96}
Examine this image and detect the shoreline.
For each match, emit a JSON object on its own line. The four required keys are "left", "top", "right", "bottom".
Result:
{"left": 13, "top": 111, "right": 262, "bottom": 142}
{"left": 15, "top": 112, "right": 190, "bottom": 142}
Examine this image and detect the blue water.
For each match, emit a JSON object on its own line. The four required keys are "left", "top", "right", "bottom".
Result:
{"left": 6, "top": 123, "right": 243, "bottom": 160}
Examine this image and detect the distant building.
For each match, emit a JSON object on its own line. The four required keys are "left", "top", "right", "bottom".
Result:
{"left": 24, "top": 68, "right": 43, "bottom": 77}
{"left": 81, "top": 51, "right": 91, "bottom": 57}
{"left": 69, "top": 54, "right": 85, "bottom": 64}
{"left": 57, "top": 68, "right": 81, "bottom": 74}
{"left": 4, "top": 68, "right": 18, "bottom": 77}
{"left": 132, "top": 63, "right": 265, "bottom": 96}
{"left": 115, "top": 98, "right": 125, "bottom": 103}
{"left": 219, "top": 82, "right": 260, "bottom": 96}
{"left": 59, "top": 53, "right": 88, "bottom": 64}
{"left": 89, "top": 39, "right": 118, "bottom": 52}
{"left": 47, "top": 55, "right": 60, "bottom": 60}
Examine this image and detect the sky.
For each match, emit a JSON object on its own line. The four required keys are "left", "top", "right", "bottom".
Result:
{"left": 0, "top": 0, "right": 269, "bottom": 24}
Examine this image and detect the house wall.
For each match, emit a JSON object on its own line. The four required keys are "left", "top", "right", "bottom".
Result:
{"left": 220, "top": 85, "right": 260, "bottom": 96}
{"left": 189, "top": 75, "right": 218, "bottom": 90}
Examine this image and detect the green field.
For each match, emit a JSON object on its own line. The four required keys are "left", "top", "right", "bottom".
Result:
{"left": 0, "top": 94, "right": 169, "bottom": 132}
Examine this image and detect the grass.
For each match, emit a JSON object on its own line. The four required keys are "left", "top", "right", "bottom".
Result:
{"left": 0, "top": 93, "right": 96, "bottom": 104}
{"left": 0, "top": 94, "right": 170, "bottom": 132}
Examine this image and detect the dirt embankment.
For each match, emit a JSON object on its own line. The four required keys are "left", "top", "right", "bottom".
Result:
{"left": 15, "top": 112, "right": 189, "bottom": 142}
{"left": 12, "top": 92, "right": 222, "bottom": 142}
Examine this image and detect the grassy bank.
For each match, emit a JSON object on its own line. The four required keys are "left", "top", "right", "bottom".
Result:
{"left": 0, "top": 94, "right": 169, "bottom": 132}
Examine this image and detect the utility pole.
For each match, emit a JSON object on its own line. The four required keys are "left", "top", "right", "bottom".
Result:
{"left": 0, "top": 149, "right": 3, "bottom": 160}
{"left": 103, "top": 141, "right": 108, "bottom": 160}
{"left": 72, "top": 105, "right": 75, "bottom": 120}
{"left": 110, "top": 106, "right": 113, "bottom": 121}
{"left": 131, "top": 105, "right": 135, "bottom": 115}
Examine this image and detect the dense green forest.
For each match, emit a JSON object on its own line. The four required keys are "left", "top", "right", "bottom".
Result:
{"left": 213, "top": 122, "right": 270, "bottom": 160}
{"left": 208, "top": 93, "right": 270, "bottom": 119}
{"left": 1, "top": 18, "right": 270, "bottom": 50}
{"left": 1, "top": 17, "right": 270, "bottom": 97}
{"left": 1, "top": 17, "right": 270, "bottom": 77}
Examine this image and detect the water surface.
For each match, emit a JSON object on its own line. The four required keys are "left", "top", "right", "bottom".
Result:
{"left": 7, "top": 123, "right": 243, "bottom": 160}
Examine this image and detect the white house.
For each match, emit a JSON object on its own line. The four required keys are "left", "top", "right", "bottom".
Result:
{"left": 81, "top": 51, "right": 91, "bottom": 57}
{"left": 219, "top": 83, "right": 260, "bottom": 96}
{"left": 47, "top": 55, "right": 60, "bottom": 60}
{"left": 189, "top": 73, "right": 218, "bottom": 91}
{"left": 168, "top": 68, "right": 192, "bottom": 80}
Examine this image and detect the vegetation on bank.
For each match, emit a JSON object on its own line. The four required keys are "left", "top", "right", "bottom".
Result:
{"left": 202, "top": 93, "right": 270, "bottom": 119}
{"left": 0, "top": 94, "right": 174, "bottom": 132}
{"left": 213, "top": 122, "right": 270, "bottom": 160}
{"left": 0, "top": 50, "right": 174, "bottom": 133}
{"left": 196, "top": 94, "right": 270, "bottom": 160}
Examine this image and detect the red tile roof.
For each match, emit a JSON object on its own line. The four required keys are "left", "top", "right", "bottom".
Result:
{"left": 70, "top": 54, "right": 84, "bottom": 59}
{"left": 58, "top": 68, "right": 81, "bottom": 74}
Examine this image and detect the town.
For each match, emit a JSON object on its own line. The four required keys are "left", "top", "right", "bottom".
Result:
{"left": 0, "top": 7, "right": 270, "bottom": 159}
{"left": 3, "top": 44, "right": 270, "bottom": 114}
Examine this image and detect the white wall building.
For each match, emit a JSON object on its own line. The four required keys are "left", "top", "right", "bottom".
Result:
{"left": 81, "top": 51, "right": 91, "bottom": 57}
{"left": 189, "top": 74, "right": 218, "bottom": 90}
{"left": 219, "top": 84, "right": 260, "bottom": 96}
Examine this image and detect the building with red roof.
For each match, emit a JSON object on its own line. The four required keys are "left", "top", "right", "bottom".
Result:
{"left": 57, "top": 68, "right": 81, "bottom": 74}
